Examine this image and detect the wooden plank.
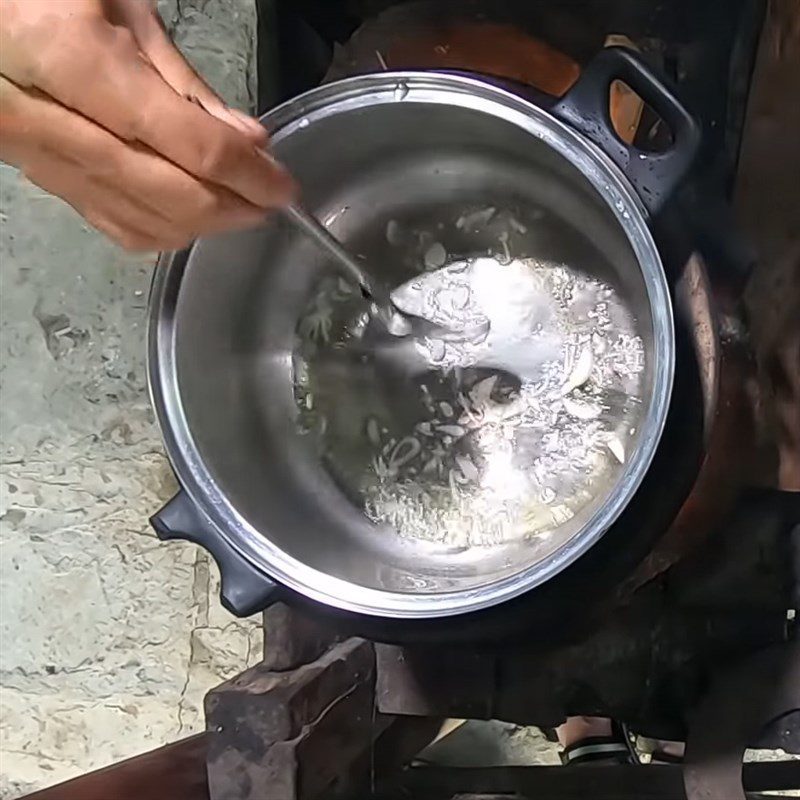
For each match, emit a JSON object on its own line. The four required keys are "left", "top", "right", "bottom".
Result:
{"left": 23, "top": 735, "right": 209, "bottom": 800}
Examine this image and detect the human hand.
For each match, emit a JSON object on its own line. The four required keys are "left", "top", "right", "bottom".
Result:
{"left": 0, "top": 0, "right": 295, "bottom": 251}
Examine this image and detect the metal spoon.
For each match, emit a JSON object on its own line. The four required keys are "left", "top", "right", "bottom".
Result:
{"left": 283, "top": 204, "right": 462, "bottom": 340}
{"left": 283, "top": 204, "right": 390, "bottom": 307}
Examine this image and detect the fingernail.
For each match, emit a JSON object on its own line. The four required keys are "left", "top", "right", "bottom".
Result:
{"left": 255, "top": 149, "right": 298, "bottom": 203}
{"left": 255, "top": 148, "right": 289, "bottom": 176}
{"left": 230, "top": 108, "right": 267, "bottom": 138}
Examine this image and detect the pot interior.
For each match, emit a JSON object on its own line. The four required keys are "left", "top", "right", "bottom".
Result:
{"left": 167, "top": 77, "right": 668, "bottom": 611}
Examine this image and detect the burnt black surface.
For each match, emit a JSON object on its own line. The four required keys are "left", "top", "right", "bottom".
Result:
{"left": 260, "top": 0, "right": 765, "bottom": 193}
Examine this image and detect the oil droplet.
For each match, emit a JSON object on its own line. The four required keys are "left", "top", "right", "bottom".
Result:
{"left": 394, "top": 82, "right": 409, "bottom": 101}
{"left": 298, "top": 118, "right": 310, "bottom": 128}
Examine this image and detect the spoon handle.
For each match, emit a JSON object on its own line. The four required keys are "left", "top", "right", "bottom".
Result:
{"left": 283, "top": 204, "right": 388, "bottom": 305}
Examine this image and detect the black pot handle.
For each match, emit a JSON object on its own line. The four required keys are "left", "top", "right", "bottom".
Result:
{"left": 150, "top": 492, "right": 278, "bottom": 617}
{"left": 551, "top": 47, "right": 701, "bottom": 215}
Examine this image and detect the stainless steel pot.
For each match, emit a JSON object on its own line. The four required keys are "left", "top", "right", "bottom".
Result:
{"left": 149, "top": 49, "right": 699, "bottom": 619}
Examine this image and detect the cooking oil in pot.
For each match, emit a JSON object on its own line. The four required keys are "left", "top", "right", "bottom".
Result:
{"left": 292, "top": 206, "right": 646, "bottom": 550}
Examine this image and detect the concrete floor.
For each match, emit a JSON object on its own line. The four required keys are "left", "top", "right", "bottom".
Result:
{"left": 0, "top": 2, "right": 262, "bottom": 796}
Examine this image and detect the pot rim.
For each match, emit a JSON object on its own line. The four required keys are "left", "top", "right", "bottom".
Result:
{"left": 148, "top": 70, "right": 675, "bottom": 618}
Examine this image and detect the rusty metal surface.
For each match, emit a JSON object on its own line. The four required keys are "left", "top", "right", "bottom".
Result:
{"left": 621, "top": 254, "right": 755, "bottom": 593}
{"left": 376, "top": 645, "right": 496, "bottom": 721}
{"left": 374, "top": 486, "right": 795, "bottom": 735}
{"left": 735, "top": 0, "right": 800, "bottom": 271}
{"left": 620, "top": 0, "right": 800, "bottom": 593}
{"left": 617, "top": 0, "right": 800, "bottom": 592}
{"left": 737, "top": 0, "right": 800, "bottom": 492}
{"left": 325, "top": 3, "right": 580, "bottom": 94}
{"left": 372, "top": 762, "right": 800, "bottom": 800}
{"left": 375, "top": 609, "right": 788, "bottom": 737}
{"left": 664, "top": 489, "right": 799, "bottom": 611}
{"left": 684, "top": 641, "right": 800, "bottom": 800}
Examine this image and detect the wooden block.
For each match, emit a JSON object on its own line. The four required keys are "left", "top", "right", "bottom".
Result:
{"left": 206, "top": 638, "right": 373, "bottom": 744}
{"left": 262, "top": 603, "right": 341, "bottom": 671}
{"left": 206, "top": 639, "right": 379, "bottom": 800}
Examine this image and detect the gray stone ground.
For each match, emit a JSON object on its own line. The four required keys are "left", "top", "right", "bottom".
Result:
{"left": 0, "top": 2, "right": 261, "bottom": 796}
